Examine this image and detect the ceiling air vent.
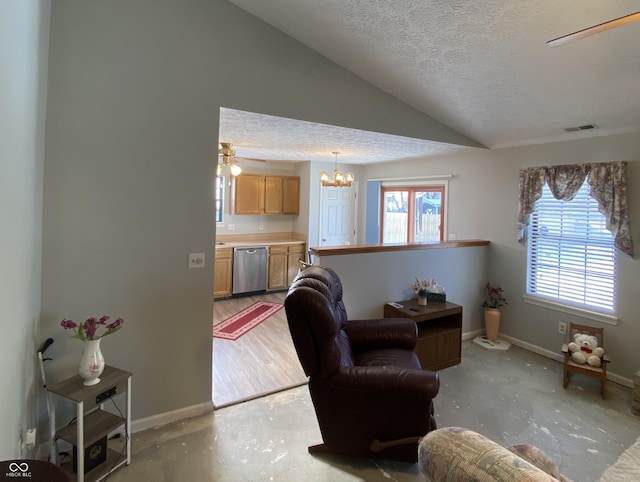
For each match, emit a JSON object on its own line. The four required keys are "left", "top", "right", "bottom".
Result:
{"left": 564, "top": 124, "right": 598, "bottom": 133}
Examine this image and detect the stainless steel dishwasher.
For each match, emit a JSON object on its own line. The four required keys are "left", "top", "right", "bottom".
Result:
{"left": 232, "top": 246, "right": 268, "bottom": 295}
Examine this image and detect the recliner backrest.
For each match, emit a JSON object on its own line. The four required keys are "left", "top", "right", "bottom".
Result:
{"left": 285, "top": 266, "right": 355, "bottom": 377}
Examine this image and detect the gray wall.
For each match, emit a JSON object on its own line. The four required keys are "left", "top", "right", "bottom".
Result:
{"left": 41, "top": 0, "right": 471, "bottom": 424}
{"left": 361, "top": 133, "right": 640, "bottom": 379}
{"left": 0, "top": 0, "right": 49, "bottom": 459}
{"left": 317, "top": 246, "right": 488, "bottom": 332}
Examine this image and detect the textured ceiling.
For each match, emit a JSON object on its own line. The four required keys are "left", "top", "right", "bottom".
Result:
{"left": 218, "top": 108, "right": 478, "bottom": 165}
{"left": 222, "top": 1, "right": 640, "bottom": 163}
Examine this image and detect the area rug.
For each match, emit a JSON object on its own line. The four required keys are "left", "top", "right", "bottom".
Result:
{"left": 213, "top": 301, "right": 283, "bottom": 341}
{"left": 599, "top": 435, "right": 640, "bottom": 482}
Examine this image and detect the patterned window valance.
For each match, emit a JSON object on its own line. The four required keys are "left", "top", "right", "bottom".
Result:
{"left": 517, "top": 161, "right": 633, "bottom": 256}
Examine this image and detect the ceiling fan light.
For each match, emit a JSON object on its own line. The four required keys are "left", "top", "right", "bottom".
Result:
{"left": 218, "top": 142, "right": 235, "bottom": 157}
{"left": 230, "top": 163, "right": 242, "bottom": 176}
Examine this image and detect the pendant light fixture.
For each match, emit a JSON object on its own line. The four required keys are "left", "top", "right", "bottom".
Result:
{"left": 320, "top": 152, "right": 355, "bottom": 187}
{"left": 217, "top": 142, "right": 242, "bottom": 177}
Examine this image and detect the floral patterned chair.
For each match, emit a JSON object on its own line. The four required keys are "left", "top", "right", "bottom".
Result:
{"left": 418, "top": 427, "right": 573, "bottom": 482}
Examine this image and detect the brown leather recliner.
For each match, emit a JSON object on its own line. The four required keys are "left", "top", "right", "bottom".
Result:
{"left": 284, "top": 265, "right": 440, "bottom": 462}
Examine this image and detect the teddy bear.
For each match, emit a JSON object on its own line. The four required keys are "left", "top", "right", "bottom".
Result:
{"left": 568, "top": 332, "right": 605, "bottom": 367}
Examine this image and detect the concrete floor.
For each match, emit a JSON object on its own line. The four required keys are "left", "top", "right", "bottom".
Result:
{"left": 107, "top": 341, "right": 640, "bottom": 481}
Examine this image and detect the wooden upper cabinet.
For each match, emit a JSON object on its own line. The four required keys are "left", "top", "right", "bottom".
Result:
{"left": 282, "top": 176, "right": 300, "bottom": 215}
{"left": 234, "top": 173, "right": 300, "bottom": 215}
{"left": 264, "top": 176, "right": 284, "bottom": 214}
{"left": 234, "top": 174, "right": 263, "bottom": 215}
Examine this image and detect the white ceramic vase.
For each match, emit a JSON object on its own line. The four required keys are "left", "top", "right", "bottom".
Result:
{"left": 79, "top": 339, "right": 105, "bottom": 386}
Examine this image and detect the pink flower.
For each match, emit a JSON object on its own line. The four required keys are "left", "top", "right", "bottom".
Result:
{"left": 106, "top": 317, "right": 123, "bottom": 330}
{"left": 60, "top": 319, "right": 77, "bottom": 329}
{"left": 410, "top": 277, "right": 438, "bottom": 294}
{"left": 84, "top": 318, "right": 97, "bottom": 339}
{"left": 60, "top": 315, "right": 124, "bottom": 341}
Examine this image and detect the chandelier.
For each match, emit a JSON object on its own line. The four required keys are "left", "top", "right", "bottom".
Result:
{"left": 320, "top": 152, "right": 355, "bottom": 187}
{"left": 217, "top": 142, "right": 242, "bottom": 177}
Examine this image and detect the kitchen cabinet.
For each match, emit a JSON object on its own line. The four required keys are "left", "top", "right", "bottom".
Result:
{"left": 234, "top": 174, "right": 299, "bottom": 215}
{"left": 282, "top": 176, "right": 300, "bottom": 214}
{"left": 267, "top": 245, "right": 288, "bottom": 290}
{"left": 213, "top": 247, "right": 232, "bottom": 298}
{"left": 267, "top": 243, "right": 306, "bottom": 290}
{"left": 215, "top": 240, "right": 306, "bottom": 298}
{"left": 234, "top": 174, "right": 263, "bottom": 215}
{"left": 264, "top": 176, "right": 284, "bottom": 214}
{"left": 287, "top": 243, "right": 306, "bottom": 284}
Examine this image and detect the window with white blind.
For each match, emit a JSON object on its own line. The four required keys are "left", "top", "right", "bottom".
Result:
{"left": 527, "top": 181, "right": 616, "bottom": 313}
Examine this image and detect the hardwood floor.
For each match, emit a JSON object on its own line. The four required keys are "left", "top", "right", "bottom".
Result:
{"left": 212, "top": 291, "right": 308, "bottom": 408}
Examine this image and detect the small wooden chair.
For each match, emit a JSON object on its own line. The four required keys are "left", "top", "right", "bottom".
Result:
{"left": 562, "top": 322, "right": 610, "bottom": 398}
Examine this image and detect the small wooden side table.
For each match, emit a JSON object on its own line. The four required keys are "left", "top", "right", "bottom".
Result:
{"left": 384, "top": 300, "right": 463, "bottom": 371}
{"left": 47, "top": 365, "right": 132, "bottom": 482}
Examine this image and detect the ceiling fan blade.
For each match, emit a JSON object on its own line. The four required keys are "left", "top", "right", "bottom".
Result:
{"left": 235, "top": 156, "right": 268, "bottom": 162}
{"left": 547, "top": 11, "right": 640, "bottom": 47}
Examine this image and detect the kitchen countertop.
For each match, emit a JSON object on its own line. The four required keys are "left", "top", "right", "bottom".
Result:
{"left": 309, "top": 239, "right": 489, "bottom": 256}
{"left": 215, "top": 240, "right": 305, "bottom": 248}
{"left": 215, "top": 232, "right": 306, "bottom": 249}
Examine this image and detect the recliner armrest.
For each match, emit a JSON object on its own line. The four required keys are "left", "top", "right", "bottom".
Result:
{"left": 329, "top": 365, "right": 439, "bottom": 398}
{"left": 346, "top": 318, "right": 417, "bottom": 351}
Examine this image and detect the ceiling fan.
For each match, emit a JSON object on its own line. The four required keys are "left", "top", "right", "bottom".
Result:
{"left": 547, "top": 11, "right": 640, "bottom": 47}
{"left": 217, "top": 142, "right": 267, "bottom": 177}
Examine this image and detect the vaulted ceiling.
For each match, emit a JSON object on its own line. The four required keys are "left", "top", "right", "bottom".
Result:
{"left": 220, "top": 1, "right": 640, "bottom": 164}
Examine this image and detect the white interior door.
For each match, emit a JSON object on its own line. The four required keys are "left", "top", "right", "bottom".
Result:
{"left": 319, "top": 185, "right": 357, "bottom": 246}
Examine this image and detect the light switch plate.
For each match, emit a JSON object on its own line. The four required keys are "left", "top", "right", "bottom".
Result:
{"left": 189, "top": 253, "right": 205, "bottom": 268}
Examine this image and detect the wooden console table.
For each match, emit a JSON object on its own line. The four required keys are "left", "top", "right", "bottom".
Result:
{"left": 384, "top": 300, "right": 462, "bottom": 371}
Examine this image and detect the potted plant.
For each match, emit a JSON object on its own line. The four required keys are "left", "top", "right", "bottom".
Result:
{"left": 482, "top": 283, "right": 507, "bottom": 342}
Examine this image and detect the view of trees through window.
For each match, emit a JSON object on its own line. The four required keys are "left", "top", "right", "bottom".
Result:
{"left": 381, "top": 186, "right": 444, "bottom": 243}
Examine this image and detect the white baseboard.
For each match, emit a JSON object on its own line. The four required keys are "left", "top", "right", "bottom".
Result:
{"left": 462, "top": 329, "right": 483, "bottom": 341}
{"left": 497, "top": 333, "right": 634, "bottom": 389}
{"left": 97, "top": 333, "right": 634, "bottom": 437}
{"left": 32, "top": 402, "right": 214, "bottom": 462}
{"left": 131, "top": 400, "right": 214, "bottom": 433}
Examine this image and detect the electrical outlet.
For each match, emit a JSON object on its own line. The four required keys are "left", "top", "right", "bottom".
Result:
{"left": 448, "top": 233, "right": 457, "bottom": 240}
{"left": 259, "top": 223, "right": 264, "bottom": 231}
{"left": 227, "top": 224, "right": 235, "bottom": 231}
{"left": 558, "top": 322, "right": 567, "bottom": 335}
{"left": 25, "top": 428, "right": 36, "bottom": 447}
{"left": 188, "top": 253, "right": 205, "bottom": 268}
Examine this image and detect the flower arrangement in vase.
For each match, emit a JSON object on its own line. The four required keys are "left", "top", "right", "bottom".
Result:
{"left": 410, "top": 277, "right": 437, "bottom": 305}
{"left": 482, "top": 283, "right": 507, "bottom": 342}
{"left": 61, "top": 316, "right": 124, "bottom": 386}
{"left": 482, "top": 283, "right": 507, "bottom": 309}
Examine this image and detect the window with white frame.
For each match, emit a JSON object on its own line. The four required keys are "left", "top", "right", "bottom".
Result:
{"left": 380, "top": 183, "right": 446, "bottom": 243}
{"left": 215, "top": 176, "right": 224, "bottom": 223}
{"left": 527, "top": 181, "right": 616, "bottom": 313}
